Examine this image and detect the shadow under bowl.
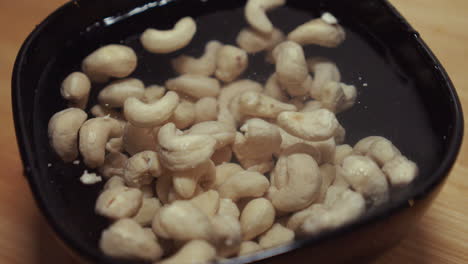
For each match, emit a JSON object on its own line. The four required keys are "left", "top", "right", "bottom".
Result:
{"left": 12, "top": 0, "right": 464, "bottom": 263}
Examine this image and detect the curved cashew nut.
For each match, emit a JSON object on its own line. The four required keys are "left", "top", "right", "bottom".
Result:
{"left": 287, "top": 15, "right": 346, "bottom": 48}
{"left": 106, "top": 137, "right": 124, "bottom": 153}
{"left": 157, "top": 123, "right": 216, "bottom": 171}
{"left": 353, "top": 136, "right": 386, "bottom": 155}
{"left": 233, "top": 118, "right": 282, "bottom": 172}
{"left": 132, "top": 198, "right": 161, "bottom": 227}
{"left": 239, "top": 91, "right": 297, "bottom": 119}
{"left": 307, "top": 57, "right": 341, "bottom": 98}
{"left": 236, "top": 27, "right": 285, "bottom": 54}
{"left": 190, "top": 190, "right": 220, "bottom": 217}
{"left": 168, "top": 100, "right": 196, "bottom": 129}
{"left": 172, "top": 160, "right": 215, "bottom": 199}
{"left": 158, "top": 240, "right": 216, "bottom": 264}
{"left": 333, "top": 144, "right": 353, "bottom": 165}
{"left": 212, "top": 215, "right": 242, "bottom": 257}
{"left": 79, "top": 117, "right": 124, "bottom": 168}
{"left": 142, "top": 85, "right": 166, "bottom": 103}
{"left": 194, "top": 97, "right": 218, "bottom": 124}
{"left": 141, "top": 17, "right": 197, "bottom": 54}
{"left": 382, "top": 155, "right": 418, "bottom": 187}
{"left": 264, "top": 74, "right": 289, "bottom": 102}
{"left": 218, "top": 171, "right": 270, "bottom": 201}
{"left": 166, "top": 74, "right": 220, "bottom": 99}
{"left": 48, "top": 108, "right": 87, "bottom": 162}
{"left": 258, "top": 223, "right": 295, "bottom": 249}
{"left": 61, "top": 72, "right": 91, "bottom": 109}
{"left": 273, "top": 41, "right": 311, "bottom": 96}
{"left": 104, "top": 176, "right": 125, "bottom": 190}
{"left": 277, "top": 109, "right": 340, "bottom": 141}
{"left": 124, "top": 91, "right": 179, "bottom": 128}
{"left": 215, "top": 45, "right": 249, "bottom": 82}
{"left": 244, "top": 0, "right": 286, "bottom": 34}
{"left": 95, "top": 186, "right": 143, "bottom": 220}
{"left": 98, "top": 78, "right": 145, "bottom": 108}
{"left": 270, "top": 154, "right": 322, "bottom": 212}
{"left": 172, "top": 40, "right": 222, "bottom": 76}
{"left": 123, "top": 123, "right": 158, "bottom": 155}
{"left": 99, "top": 152, "right": 128, "bottom": 179}
{"left": 240, "top": 198, "right": 276, "bottom": 241}
{"left": 214, "top": 163, "right": 244, "bottom": 190}
{"left": 99, "top": 219, "right": 163, "bottom": 261}
{"left": 338, "top": 83, "right": 357, "bottom": 113}
{"left": 82, "top": 44, "right": 137, "bottom": 83}
{"left": 153, "top": 200, "right": 214, "bottom": 241}
{"left": 340, "top": 155, "right": 390, "bottom": 206}
{"left": 301, "top": 100, "right": 323, "bottom": 113}
{"left": 187, "top": 121, "right": 236, "bottom": 149}
{"left": 218, "top": 198, "right": 241, "bottom": 219}
{"left": 124, "top": 151, "right": 162, "bottom": 187}
{"left": 366, "top": 137, "right": 402, "bottom": 166}
{"left": 211, "top": 145, "right": 233, "bottom": 165}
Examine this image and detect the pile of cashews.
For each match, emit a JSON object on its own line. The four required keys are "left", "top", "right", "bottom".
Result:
{"left": 48, "top": 0, "right": 419, "bottom": 263}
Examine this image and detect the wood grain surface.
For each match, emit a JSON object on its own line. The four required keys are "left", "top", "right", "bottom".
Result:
{"left": 0, "top": 0, "right": 466, "bottom": 263}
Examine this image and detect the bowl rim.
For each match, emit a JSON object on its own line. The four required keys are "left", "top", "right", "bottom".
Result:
{"left": 11, "top": 0, "right": 464, "bottom": 263}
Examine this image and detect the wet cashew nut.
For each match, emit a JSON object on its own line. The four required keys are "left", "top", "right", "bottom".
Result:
{"left": 95, "top": 186, "right": 143, "bottom": 219}
{"left": 123, "top": 123, "right": 158, "bottom": 156}
{"left": 218, "top": 171, "right": 270, "bottom": 201}
{"left": 124, "top": 151, "right": 162, "bottom": 187}
{"left": 187, "top": 121, "right": 236, "bottom": 149}
{"left": 277, "top": 109, "right": 340, "bottom": 141}
{"left": 99, "top": 219, "right": 163, "bottom": 261}
{"left": 158, "top": 240, "right": 216, "bottom": 264}
{"left": 79, "top": 117, "right": 124, "bottom": 168}
{"left": 141, "top": 17, "right": 196, "bottom": 54}
{"left": 60, "top": 72, "right": 91, "bottom": 109}
{"left": 236, "top": 27, "right": 285, "bottom": 54}
{"left": 171, "top": 40, "right": 222, "bottom": 76}
{"left": 240, "top": 198, "right": 276, "bottom": 240}
{"left": 258, "top": 223, "right": 294, "bottom": 249}
{"left": 215, "top": 45, "right": 249, "bottom": 83}
{"left": 269, "top": 154, "right": 322, "bottom": 212}
{"left": 48, "top": 108, "right": 87, "bottom": 162}
{"left": 98, "top": 78, "right": 145, "bottom": 108}
{"left": 166, "top": 74, "right": 220, "bottom": 99}
{"left": 157, "top": 123, "right": 217, "bottom": 171}
{"left": 194, "top": 97, "right": 218, "bottom": 124}
{"left": 287, "top": 14, "right": 346, "bottom": 48}
{"left": 244, "top": 0, "right": 286, "bottom": 34}
{"left": 239, "top": 91, "right": 297, "bottom": 119}
{"left": 82, "top": 44, "right": 137, "bottom": 83}
{"left": 99, "top": 152, "right": 128, "bottom": 179}
{"left": 124, "top": 91, "right": 179, "bottom": 128}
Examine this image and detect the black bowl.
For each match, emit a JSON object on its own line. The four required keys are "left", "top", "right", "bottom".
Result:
{"left": 12, "top": 0, "right": 464, "bottom": 263}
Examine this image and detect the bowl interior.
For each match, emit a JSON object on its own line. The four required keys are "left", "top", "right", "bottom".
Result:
{"left": 13, "top": 0, "right": 463, "bottom": 263}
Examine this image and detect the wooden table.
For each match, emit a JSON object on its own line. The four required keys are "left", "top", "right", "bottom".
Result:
{"left": 0, "top": 0, "right": 466, "bottom": 263}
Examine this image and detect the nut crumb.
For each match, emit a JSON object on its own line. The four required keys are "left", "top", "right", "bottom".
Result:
{"left": 47, "top": 163, "right": 52, "bottom": 168}
{"left": 80, "top": 170, "right": 102, "bottom": 185}
{"left": 73, "top": 160, "right": 80, "bottom": 165}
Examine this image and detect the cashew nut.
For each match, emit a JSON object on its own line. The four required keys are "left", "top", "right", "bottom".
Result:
{"left": 218, "top": 171, "right": 270, "bottom": 201}
{"left": 133, "top": 197, "right": 161, "bottom": 227}
{"left": 218, "top": 198, "right": 241, "bottom": 219}
{"left": 61, "top": 72, "right": 91, "bottom": 109}
{"left": 258, "top": 223, "right": 294, "bottom": 249}
{"left": 240, "top": 198, "right": 276, "bottom": 240}
{"left": 264, "top": 74, "right": 289, "bottom": 102}
{"left": 219, "top": 80, "right": 263, "bottom": 109}
{"left": 317, "top": 163, "right": 336, "bottom": 202}
{"left": 82, "top": 44, "right": 137, "bottom": 83}
{"left": 307, "top": 57, "right": 341, "bottom": 98}
{"left": 236, "top": 27, "right": 285, "bottom": 54}
{"left": 98, "top": 78, "right": 145, "bottom": 108}
{"left": 335, "top": 124, "right": 346, "bottom": 144}
{"left": 233, "top": 118, "right": 282, "bottom": 172}
{"left": 366, "top": 137, "right": 402, "bottom": 166}
{"left": 48, "top": 108, "right": 87, "bottom": 162}
{"left": 124, "top": 91, "right": 179, "bottom": 128}
{"left": 190, "top": 190, "right": 220, "bottom": 217}
{"left": 238, "top": 91, "right": 297, "bottom": 119}
{"left": 214, "top": 163, "right": 244, "bottom": 189}
{"left": 194, "top": 97, "right": 218, "bottom": 124}
{"left": 79, "top": 117, "right": 124, "bottom": 168}
{"left": 103, "top": 176, "right": 125, "bottom": 190}
{"left": 244, "top": 0, "right": 285, "bottom": 34}
{"left": 215, "top": 45, "right": 249, "bottom": 83}
{"left": 211, "top": 145, "right": 233, "bottom": 165}
{"left": 90, "top": 104, "right": 124, "bottom": 120}
{"left": 287, "top": 16, "right": 346, "bottom": 48}
{"left": 158, "top": 240, "right": 216, "bottom": 264}
{"left": 333, "top": 166, "right": 351, "bottom": 188}
{"left": 270, "top": 154, "right": 322, "bottom": 212}
{"left": 316, "top": 81, "right": 346, "bottom": 113}
{"left": 353, "top": 136, "right": 386, "bottom": 155}
{"left": 382, "top": 155, "right": 418, "bottom": 187}
{"left": 99, "top": 219, "right": 163, "bottom": 261}
{"left": 123, "top": 123, "right": 158, "bottom": 155}
{"left": 172, "top": 160, "right": 215, "bottom": 199}
{"left": 238, "top": 241, "right": 262, "bottom": 256}
{"left": 301, "top": 100, "right": 323, "bottom": 113}
{"left": 166, "top": 74, "right": 220, "bottom": 99}
{"left": 168, "top": 100, "right": 196, "bottom": 129}
{"left": 172, "top": 40, "right": 222, "bottom": 76}
{"left": 153, "top": 200, "right": 214, "bottom": 241}
{"left": 157, "top": 123, "right": 217, "bottom": 171}
{"left": 338, "top": 83, "right": 357, "bottom": 113}
{"left": 141, "top": 17, "right": 196, "bottom": 54}
{"left": 277, "top": 109, "right": 340, "bottom": 141}
{"left": 333, "top": 144, "right": 353, "bottom": 165}
{"left": 340, "top": 155, "right": 390, "bottom": 207}
{"left": 95, "top": 186, "right": 143, "bottom": 219}
{"left": 212, "top": 215, "right": 242, "bottom": 257}
{"left": 142, "top": 85, "right": 166, "bottom": 103}
{"left": 273, "top": 41, "right": 311, "bottom": 96}
{"left": 99, "top": 152, "right": 128, "bottom": 179}
{"left": 124, "top": 151, "right": 162, "bottom": 187}
{"left": 106, "top": 137, "right": 124, "bottom": 153}
{"left": 187, "top": 121, "right": 236, "bottom": 149}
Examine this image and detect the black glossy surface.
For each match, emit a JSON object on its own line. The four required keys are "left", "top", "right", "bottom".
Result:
{"left": 12, "top": 0, "right": 463, "bottom": 264}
